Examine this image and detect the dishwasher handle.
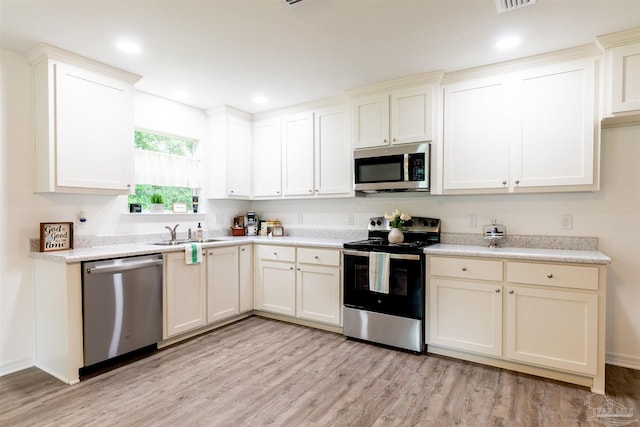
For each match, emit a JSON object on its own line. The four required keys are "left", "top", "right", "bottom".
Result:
{"left": 86, "top": 258, "right": 163, "bottom": 275}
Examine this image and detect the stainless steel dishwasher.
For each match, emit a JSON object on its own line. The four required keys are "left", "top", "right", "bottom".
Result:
{"left": 82, "top": 254, "right": 163, "bottom": 367}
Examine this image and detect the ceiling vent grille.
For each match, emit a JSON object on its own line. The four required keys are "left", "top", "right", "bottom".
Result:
{"left": 283, "top": 0, "right": 305, "bottom": 5}
{"left": 495, "top": 0, "right": 536, "bottom": 13}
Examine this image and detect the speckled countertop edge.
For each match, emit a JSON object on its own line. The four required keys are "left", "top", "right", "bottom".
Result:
{"left": 425, "top": 244, "right": 611, "bottom": 265}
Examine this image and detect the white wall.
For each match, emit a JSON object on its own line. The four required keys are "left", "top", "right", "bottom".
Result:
{"left": 254, "top": 125, "right": 640, "bottom": 367}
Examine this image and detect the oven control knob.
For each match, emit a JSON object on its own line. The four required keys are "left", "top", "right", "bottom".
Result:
{"left": 376, "top": 219, "right": 382, "bottom": 226}
{"left": 430, "top": 220, "right": 437, "bottom": 227}
{"left": 370, "top": 220, "right": 376, "bottom": 227}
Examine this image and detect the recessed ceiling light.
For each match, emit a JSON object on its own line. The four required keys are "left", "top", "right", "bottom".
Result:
{"left": 116, "top": 40, "right": 142, "bottom": 54}
{"left": 253, "top": 96, "right": 268, "bottom": 105}
{"left": 496, "top": 36, "right": 521, "bottom": 49}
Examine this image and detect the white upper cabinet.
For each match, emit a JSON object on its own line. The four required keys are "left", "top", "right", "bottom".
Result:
{"left": 207, "top": 107, "right": 252, "bottom": 199}
{"left": 512, "top": 59, "right": 596, "bottom": 189}
{"left": 314, "top": 105, "right": 351, "bottom": 196}
{"left": 443, "top": 53, "right": 599, "bottom": 193}
{"left": 598, "top": 28, "right": 640, "bottom": 117}
{"left": 253, "top": 118, "right": 282, "bottom": 198}
{"left": 443, "top": 75, "right": 510, "bottom": 191}
{"left": 282, "top": 112, "right": 315, "bottom": 196}
{"left": 28, "top": 44, "right": 140, "bottom": 194}
{"left": 352, "top": 84, "right": 436, "bottom": 149}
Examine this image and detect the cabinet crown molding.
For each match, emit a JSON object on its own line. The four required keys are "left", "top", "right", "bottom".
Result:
{"left": 443, "top": 43, "right": 601, "bottom": 84}
{"left": 596, "top": 27, "right": 640, "bottom": 49}
{"left": 345, "top": 70, "right": 444, "bottom": 98}
{"left": 26, "top": 43, "right": 142, "bottom": 85}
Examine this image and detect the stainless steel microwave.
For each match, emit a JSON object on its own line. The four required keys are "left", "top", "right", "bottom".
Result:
{"left": 354, "top": 143, "right": 430, "bottom": 193}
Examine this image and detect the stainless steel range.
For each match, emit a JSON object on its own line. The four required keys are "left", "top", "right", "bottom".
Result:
{"left": 342, "top": 216, "right": 441, "bottom": 352}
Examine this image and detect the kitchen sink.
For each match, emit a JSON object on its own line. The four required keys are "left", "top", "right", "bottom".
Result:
{"left": 151, "top": 238, "right": 227, "bottom": 246}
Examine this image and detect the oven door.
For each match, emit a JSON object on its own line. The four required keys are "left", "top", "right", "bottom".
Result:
{"left": 343, "top": 249, "right": 424, "bottom": 319}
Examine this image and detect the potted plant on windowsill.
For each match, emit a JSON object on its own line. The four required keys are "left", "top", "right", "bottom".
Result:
{"left": 150, "top": 193, "right": 165, "bottom": 213}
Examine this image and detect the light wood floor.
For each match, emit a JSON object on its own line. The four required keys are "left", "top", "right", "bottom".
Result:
{"left": 1, "top": 317, "right": 639, "bottom": 426}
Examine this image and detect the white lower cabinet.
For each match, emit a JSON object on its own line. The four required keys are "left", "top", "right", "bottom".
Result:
{"left": 255, "top": 245, "right": 342, "bottom": 326}
{"left": 427, "top": 255, "right": 606, "bottom": 393}
{"left": 206, "top": 246, "right": 240, "bottom": 323}
{"left": 505, "top": 285, "right": 598, "bottom": 375}
{"left": 164, "top": 251, "right": 207, "bottom": 338}
{"left": 239, "top": 244, "right": 253, "bottom": 313}
{"left": 165, "top": 245, "right": 247, "bottom": 339}
{"left": 429, "top": 278, "right": 502, "bottom": 357}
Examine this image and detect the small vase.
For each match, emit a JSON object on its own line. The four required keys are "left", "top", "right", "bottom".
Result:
{"left": 388, "top": 227, "right": 404, "bottom": 244}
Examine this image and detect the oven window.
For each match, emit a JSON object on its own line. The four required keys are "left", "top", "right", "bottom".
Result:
{"left": 390, "top": 267, "right": 408, "bottom": 296}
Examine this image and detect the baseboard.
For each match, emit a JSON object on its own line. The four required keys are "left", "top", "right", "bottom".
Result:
{"left": 606, "top": 352, "right": 640, "bottom": 370}
{"left": 0, "top": 357, "right": 34, "bottom": 377}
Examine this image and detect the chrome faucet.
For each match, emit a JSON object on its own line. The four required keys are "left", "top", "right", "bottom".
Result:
{"left": 165, "top": 224, "right": 179, "bottom": 241}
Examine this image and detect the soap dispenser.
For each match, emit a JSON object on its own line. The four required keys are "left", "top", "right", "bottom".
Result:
{"left": 195, "top": 222, "right": 204, "bottom": 240}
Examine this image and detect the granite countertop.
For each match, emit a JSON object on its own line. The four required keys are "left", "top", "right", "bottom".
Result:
{"left": 425, "top": 244, "right": 611, "bottom": 265}
{"left": 30, "top": 236, "right": 348, "bottom": 263}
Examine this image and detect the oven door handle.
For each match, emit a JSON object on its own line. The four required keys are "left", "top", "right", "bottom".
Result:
{"left": 343, "top": 250, "right": 421, "bottom": 261}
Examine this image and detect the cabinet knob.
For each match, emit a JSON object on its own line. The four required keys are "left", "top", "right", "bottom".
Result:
{"left": 509, "top": 290, "right": 514, "bottom": 294}
{"left": 495, "top": 288, "right": 501, "bottom": 293}
{"left": 314, "top": 256, "right": 319, "bottom": 259}
{"left": 502, "top": 181, "right": 507, "bottom": 185}
{"left": 297, "top": 268, "right": 301, "bottom": 271}
{"left": 383, "top": 139, "right": 388, "bottom": 143}
{"left": 392, "top": 137, "right": 397, "bottom": 142}
{"left": 126, "top": 184, "right": 131, "bottom": 188}
{"left": 273, "top": 252, "right": 278, "bottom": 256}
{"left": 290, "top": 267, "right": 294, "bottom": 270}
{"left": 309, "top": 189, "right": 313, "bottom": 193}
{"left": 547, "top": 274, "right": 553, "bottom": 279}
{"left": 229, "top": 190, "right": 234, "bottom": 194}
{"left": 462, "top": 267, "right": 467, "bottom": 272}
{"left": 515, "top": 180, "right": 520, "bottom": 185}
{"left": 277, "top": 191, "right": 280, "bottom": 194}
{"left": 241, "top": 248, "right": 245, "bottom": 252}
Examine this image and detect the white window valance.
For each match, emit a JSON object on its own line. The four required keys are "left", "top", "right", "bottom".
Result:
{"left": 134, "top": 149, "right": 201, "bottom": 188}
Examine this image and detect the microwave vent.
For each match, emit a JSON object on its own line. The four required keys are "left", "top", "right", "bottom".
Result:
{"left": 495, "top": 0, "right": 536, "bottom": 13}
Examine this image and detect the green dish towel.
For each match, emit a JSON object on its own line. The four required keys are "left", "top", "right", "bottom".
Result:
{"left": 185, "top": 243, "right": 203, "bottom": 264}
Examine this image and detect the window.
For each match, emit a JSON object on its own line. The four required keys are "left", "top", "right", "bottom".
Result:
{"left": 128, "top": 131, "right": 201, "bottom": 212}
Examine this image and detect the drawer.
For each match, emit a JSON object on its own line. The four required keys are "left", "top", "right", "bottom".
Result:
{"left": 297, "top": 247, "right": 340, "bottom": 267}
{"left": 506, "top": 261, "right": 599, "bottom": 291}
{"left": 257, "top": 245, "right": 296, "bottom": 262}
{"left": 429, "top": 256, "right": 503, "bottom": 282}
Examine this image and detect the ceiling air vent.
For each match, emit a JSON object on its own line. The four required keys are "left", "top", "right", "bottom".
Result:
{"left": 495, "top": 0, "right": 536, "bottom": 13}
{"left": 283, "top": 0, "right": 305, "bottom": 5}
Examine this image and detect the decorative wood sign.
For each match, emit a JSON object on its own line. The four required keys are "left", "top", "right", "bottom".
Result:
{"left": 40, "top": 222, "right": 74, "bottom": 252}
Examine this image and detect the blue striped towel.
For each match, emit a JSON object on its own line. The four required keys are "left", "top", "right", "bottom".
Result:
{"left": 369, "top": 252, "right": 390, "bottom": 294}
{"left": 185, "top": 243, "right": 203, "bottom": 265}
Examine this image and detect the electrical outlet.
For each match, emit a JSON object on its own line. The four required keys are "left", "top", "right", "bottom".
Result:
{"left": 468, "top": 214, "right": 477, "bottom": 228}
{"left": 561, "top": 214, "right": 573, "bottom": 230}
{"left": 347, "top": 213, "right": 354, "bottom": 225}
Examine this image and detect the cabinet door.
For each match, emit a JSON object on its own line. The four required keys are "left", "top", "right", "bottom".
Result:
{"left": 505, "top": 285, "right": 598, "bottom": 375}
{"left": 282, "top": 112, "right": 315, "bottom": 196}
{"left": 296, "top": 264, "right": 341, "bottom": 326}
{"left": 255, "top": 260, "right": 296, "bottom": 316}
{"left": 512, "top": 59, "right": 596, "bottom": 189}
{"left": 206, "top": 246, "right": 240, "bottom": 323}
{"left": 226, "top": 115, "right": 252, "bottom": 197}
{"left": 253, "top": 118, "right": 282, "bottom": 198}
{"left": 390, "top": 85, "right": 433, "bottom": 144}
{"left": 443, "top": 76, "right": 510, "bottom": 191}
{"left": 55, "top": 62, "right": 133, "bottom": 192}
{"left": 352, "top": 93, "right": 389, "bottom": 149}
{"left": 611, "top": 43, "right": 640, "bottom": 113}
{"left": 164, "top": 252, "right": 206, "bottom": 337}
{"left": 428, "top": 278, "right": 502, "bottom": 356}
{"left": 239, "top": 245, "right": 253, "bottom": 313}
{"left": 314, "top": 105, "right": 352, "bottom": 196}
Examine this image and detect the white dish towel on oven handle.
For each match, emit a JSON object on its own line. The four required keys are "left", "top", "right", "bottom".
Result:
{"left": 369, "top": 252, "right": 390, "bottom": 294}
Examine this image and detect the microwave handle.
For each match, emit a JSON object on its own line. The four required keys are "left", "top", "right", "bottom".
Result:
{"left": 403, "top": 153, "right": 409, "bottom": 182}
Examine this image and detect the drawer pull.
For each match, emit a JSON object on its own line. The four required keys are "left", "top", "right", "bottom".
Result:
{"left": 495, "top": 288, "right": 500, "bottom": 293}
{"left": 314, "top": 256, "right": 319, "bottom": 259}
{"left": 509, "top": 290, "right": 514, "bottom": 294}
{"left": 547, "top": 274, "right": 553, "bottom": 279}
{"left": 462, "top": 267, "right": 467, "bottom": 272}
{"left": 273, "top": 252, "right": 278, "bottom": 255}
